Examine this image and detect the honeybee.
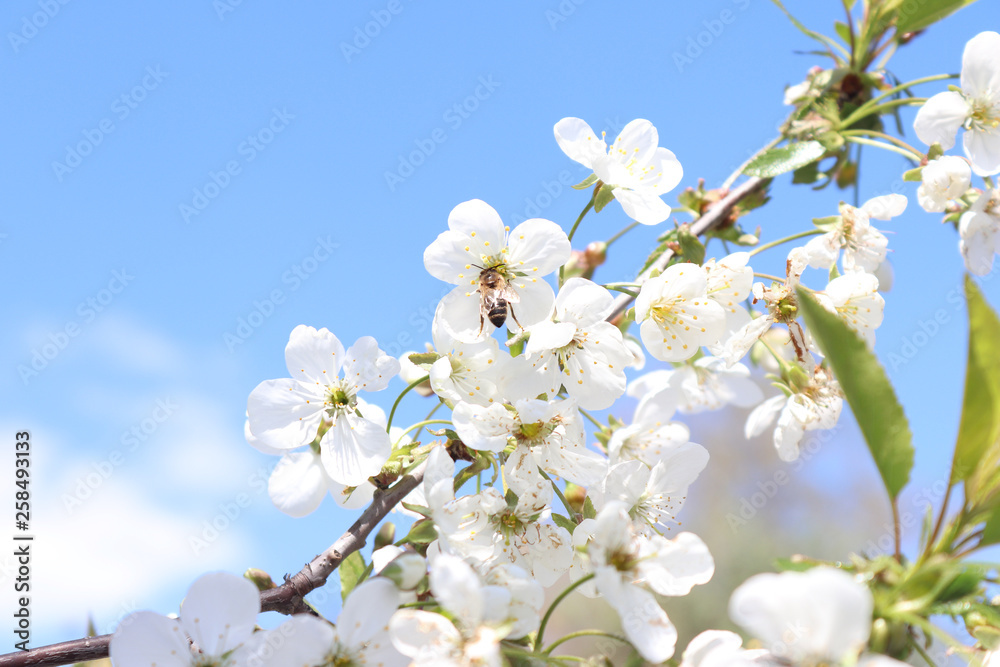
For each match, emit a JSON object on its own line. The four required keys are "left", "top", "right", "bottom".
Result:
{"left": 474, "top": 264, "right": 523, "bottom": 335}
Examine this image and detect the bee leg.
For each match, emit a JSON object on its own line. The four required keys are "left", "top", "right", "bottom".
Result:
{"left": 509, "top": 304, "right": 525, "bottom": 331}
{"left": 477, "top": 311, "right": 486, "bottom": 336}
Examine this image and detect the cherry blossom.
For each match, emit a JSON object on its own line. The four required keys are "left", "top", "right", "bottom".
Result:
{"left": 960, "top": 187, "right": 1000, "bottom": 275}
{"left": 636, "top": 263, "right": 727, "bottom": 362}
{"left": 109, "top": 572, "right": 260, "bottom": 667}
{"left": 516, "top": 277, "right": 632, "bottom": 409}
{"left": 801, "top": 195, "right": 906, "bottom": 274}
{"left": 917, "top": 155, "right": 972, "bottom": 212}
{"left": 570, "top": 503, "right": 714, "bottom": 663}
{"left": 423, "top": 199, "right": 570, "bottom": 342}
{"left": 246, "top": 325, "right": 399, "bottom": 486}
{"left": 554, "top": 117, "right": 684, "bottom": 224}
{"left": 745, "top": 363, "right": 843, "bottom": 461}
{"left": 915, "top": 31, "right": 1000, "bottom": 176}
{"left": 818, "top": 271, "right": 886, "bottom": 347}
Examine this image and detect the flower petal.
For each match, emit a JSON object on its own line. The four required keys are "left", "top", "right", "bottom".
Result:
{"left": 110, "top": 612, "right": 192, "bottom": 667}
{"left": 914, "top": 91, "right": 968, "bottom": 150}
{"left": 961, "top": 31, "right": 1000, "bottom": 100}
{"left": 247, "top": 378, "right": 325, "bottom": 450}
{"left": 612, "top": 188, "right": 672, "bottom": 225}
{"left": 268, "top": 451, "right": 330, "bottom": 517}
{"left": 180, "top": 572, "right": 260, "bottom": 656}
{"left": 344, "top": 336, "right": 399, "bottom": 393}
{"left": 284, "top": 324, "right": 345, "bottom": 383}
{"left": 507, "top": 218, "right": 571, "bottom": 277}
{"left": 553, "top": 117, "right": 606, "bottom": 169}
{"left": 320, "top": 415, "right": 392, "bottom": 486}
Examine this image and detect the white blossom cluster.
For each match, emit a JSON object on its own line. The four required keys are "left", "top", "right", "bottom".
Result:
{"left": 105, "top": 31, "right": 1000, "bottom": 664}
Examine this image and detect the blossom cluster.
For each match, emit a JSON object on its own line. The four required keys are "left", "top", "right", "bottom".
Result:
{"left": 106, "top": 29, "right": 1000, "bottom": 667}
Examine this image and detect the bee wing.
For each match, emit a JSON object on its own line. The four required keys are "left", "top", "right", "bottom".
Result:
{"left": 501, "top": 282, "right": 520, "bottom": 304}
{"left": 483, "top": 290, "right": 504, "bottom": 309}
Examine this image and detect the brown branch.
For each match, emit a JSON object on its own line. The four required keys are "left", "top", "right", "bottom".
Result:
{"left": 0, "top": 463, "right": 427, "bottom": 667}
{"left": 607, "top": 176, "right": 768, "bottom": 323}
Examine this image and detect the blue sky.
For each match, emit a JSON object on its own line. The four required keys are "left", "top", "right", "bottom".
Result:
{"left": 1, "top": 0, "right": 997, "bottom": 650}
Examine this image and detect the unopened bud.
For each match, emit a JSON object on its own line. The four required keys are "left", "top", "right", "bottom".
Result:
{"left": 786, "top": 364, "right": 810, "bottom": 392}
{"left": 584, "top": 241, "right": 607, "bottom": 267}
{"left": 375, "top": 523, "right": 396, "bottom": 550}
{"left": 244, "top": 568, "right": 276, "bottom": 591}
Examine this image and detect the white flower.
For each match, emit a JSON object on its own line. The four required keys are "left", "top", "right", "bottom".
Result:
{"left": 745, "top": 364, "right": 842, "bottom": 461}
{"left": 554, "top": 117, "right": 684, "bottom": 224}
{"left": 607, "top": 392, "right": 694, "bottom": 468}
{"left": 427, "top": 447, "right": 573, "bottom": 587}
{"left": 592, "top": 455, "right": 709, "bottom": 536}
{"left": 680, "top": 630, "right": 771, "bottom": 667}
{"left": 110, "top": 572, "right": 260, "bottom": 667}
{"left": 801, "top": 195, "right": 905, "bottom": 273}
{"left": 918, "top": 155, "right": 972, "bottom": 212}
{"left": 242, "top": 578, "right": 406, "bottom": 667}
{"left": 452, "top": 397, "right": 607, "bottom": 486}
{"left": 427, "top": 308, "right": 511, "bottom": 406}
{"left": 960, "top": 188, "right": 1000, "bottom": 275}
{"left": 636, "top": 263, "right": 727, "bottom": 362}
{"left": 516, "top": 277, "right": 632, "bottom": 410}
{"left": 818, "top": 272, "right": 885, "bottom": 347}
{"left": 914, "top": 31, "right": 1000, "bottom": 176}
{"left": 704, "top": 251, "right": 755, "bottom": 340}
{"left": 389, "top": 553, "right": 542, "bottom": 665}
{"left": 246, "top": 325, "right": 399, "bottom": 486}
{"left": 729, "top": 567, "right": 881, "bottom": 666}
{"left": 627, "top": 357, "right": 763, "bottom": 415}
{"left": 423, "top": 199, "right": 571, "bottom": 342}
{"left": 571, "top": 503, "right": 714, "bottom": 663}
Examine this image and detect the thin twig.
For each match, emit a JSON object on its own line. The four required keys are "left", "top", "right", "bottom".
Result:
{"left": 606, "top": 176, "right": 767, "bottom": 324}
{"left": 0, "top": 463, "right": 428, "bottom": 667}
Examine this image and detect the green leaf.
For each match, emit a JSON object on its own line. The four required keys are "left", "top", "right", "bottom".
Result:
{"left": 400, "top": 501, "right": 432, "bottom": 518}
{"left": 744, "top": 141, "right": 827, "bottom": 178}
{"left": 572, "top": 173, "right": 599, "bottom": 190}
{"left": 677, "top": 227, "right": 706, "bottom": 265}
{"left": 952, "top": 276, "right": 1000, "bottom": 489}
{"left": 792, "top": 160, "right": 822, "bottom": 185}
{"left": 902, "top": 167, "right": 924, "bottom": 182}
{"left": 582, "top": 495, "right": 597, "bottom": 520}
{"left": 402, "top": 519, "right": 439, "bottom": 545}
{"left": 896, "top": 0, "right": 981, "bottom": 35}
{"left": 339, "top": 551, "right": 368, "bottom": 601}
{"left": 797, "top": 289, "right": 914, "bottom": 500}
{"left": 551, "top": 512, "right": 577, "bottom": 535}
{"left": 593, "top": 183, "right": 616, "bottom": 213}
{"left": 769, "top": 0, "right": 851, "bottom": 62}
{"left": 834, "top": 21, "right": 852, "bottom": 45}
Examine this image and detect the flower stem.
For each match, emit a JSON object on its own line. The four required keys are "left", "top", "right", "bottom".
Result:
{"left": 578, "top": 408, "right": 603, "bottom": 429}
{"left": 534, "top": 573, "right": 596, "bottom": 651}
{"left": 566, "top": 199, "right": 595, "bottom": 244}
{"left": 604, "top": 285, "right": 639, "bottom": 297}
{"left": 606, "top": 221, "right": 640, "bottom": 247}
{"left": 748, "top": 229, "right": 824, "bottom": 257}
{"left": 538, "top": 468, "right": 575, "bottom": 519}
{"left": 844, "top": 136, "right": 921, "bottom": 163}
{"left": 842, "top": 73, "right": 957, "bottom": 128}
{"left": 544, "top": 630, "right": 631, "bottom": 655}
{"left": 753, "top": 272, "right": 787, "bottom": 283}
{"left": 393, "top": 419, "right": 453, "bottom": 446}
{"left": 841, "top": 129, "right": 922, "bottom": 157}
{"left": 386, "top": 375, "right": 430, "bottom": 433}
